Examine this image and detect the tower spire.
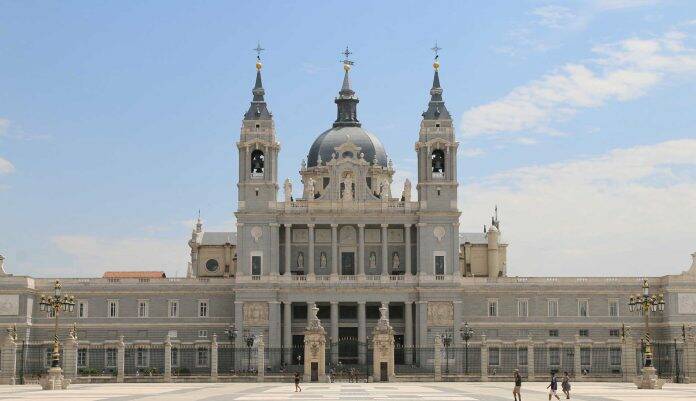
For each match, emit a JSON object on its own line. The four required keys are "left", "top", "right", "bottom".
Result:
{"left": 422, "top": 43, "right": 451, "bottom": 120}
{"left": 334, "top": 46, "right": 360, "bottom": 127}
{"left": 244, "top": 42, "right": 272, "bottom": 120}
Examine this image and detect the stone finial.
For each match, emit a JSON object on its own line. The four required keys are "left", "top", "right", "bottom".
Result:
{"left": 283, "top": 178, "right": 293, "bottom": 202}
{"left": 686, "top": 252, "right": 696, "bottom": 276}
{"left": 306, "top": 303, "right": 324, "bottom": 331}
{"left": 0, "top": 254, "right": 7, "bottom": 276}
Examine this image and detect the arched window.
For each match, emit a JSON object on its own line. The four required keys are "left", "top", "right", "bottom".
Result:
{"left": 431, "top": 149, "right": 445, "bottom": 174}
{"left": 250, "top": 150, "right": 265, "bottom": 174}
{"left": 205, "top": 259, "right": 219, "bottom": 272}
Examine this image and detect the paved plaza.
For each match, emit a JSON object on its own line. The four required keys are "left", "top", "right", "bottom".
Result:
{"left": 0, "top": 382, "right": 695, "bottom": 401}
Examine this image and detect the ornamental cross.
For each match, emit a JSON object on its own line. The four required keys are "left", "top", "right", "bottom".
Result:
{"left": 431, "top": 42, "right": 442, "bottom": 58}
{"left": 253, "top": 42, "right": 265, "bottom": 59}
{"left": 341, "top": 46, "right": 354, "bottom": 66}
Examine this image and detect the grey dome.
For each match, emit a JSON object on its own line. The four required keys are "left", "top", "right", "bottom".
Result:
{"left": 307, "top": 126, "right": 387, "bottom": 167}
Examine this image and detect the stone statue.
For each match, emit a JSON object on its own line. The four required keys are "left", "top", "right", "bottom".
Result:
{"left": 343, "top": 173, "right": 353, "bottom": 201}
{"left": 392, "top": 252, "right": 400, "bottom": 270}
{"left": 0, "top": 254, "right": 6, "bottom": 276}
{"left": 369, "top": 252, "right": 377, "bottom": 269}
{"left": 306, "top": 177, "right": 316, "bottom": 199}
{"left": 297, "top": 252, "right": 304, "bottom": 268}
{"left": 284, "top": 178, "right": 292, "bottom": 202}
{"left": 320, "top": 252, "right": 327, "bottom": 268}
{"left": 403, "top": 179, "right": 411, "bottom": 202}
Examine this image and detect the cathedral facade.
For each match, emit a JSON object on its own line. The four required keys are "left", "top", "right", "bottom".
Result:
{"left": 1, "top": 55, "right": 696, "bottom": 378}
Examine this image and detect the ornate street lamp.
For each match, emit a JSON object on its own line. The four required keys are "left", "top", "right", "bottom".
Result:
{"left": 39, "top": 280, "right": 75, "bottom": 369}
{"left": 459, "top": 322, "right": 475, "bottom": 375}
{"left": 224, "top": 324, "right": 238, "bottom": 372}
{"left": 244, "top": 332, "right": 256, "bottom": 372}
{"left": 442, "top": 333, "right": 452, "bottom": 374}
{"left": 627, "top": 279, "right": 665, "bottom": 368}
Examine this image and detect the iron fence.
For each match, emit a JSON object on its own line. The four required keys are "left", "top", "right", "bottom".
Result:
{"left": 394, "top": 346, "right": 435, "bottom": 374}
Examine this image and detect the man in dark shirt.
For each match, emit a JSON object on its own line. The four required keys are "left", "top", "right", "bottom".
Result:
{"left": 547, "top": 372, "right": 561, "bottom": 400}
{"left": 513, "top": 369, "right": 522, "bottom": 401}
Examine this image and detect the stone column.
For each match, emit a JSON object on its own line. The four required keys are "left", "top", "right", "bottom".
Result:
{"left": 268, "top": 301, "right": 281, "bottom": 351}
{"left": 234, "top": 302, "right": 244, "bottom": 346}
{"left": 210, "top": 334, "right": 219, "bottom": 382}
{"left": 283, "top": 302, "right": 292, "bottom": 365}
{"left": 256, "top": 334, "right": 265, "bottom": 382}
{"left": 308, "top": 224, "right": 315, "bottom": 277}
{"left": 284, "top": 224, "right": 291, "bottom": 276}
{"left": 62, "top": 335, "right": 78, "bottom": 380}
{"left": 0, "top": 335, "right": 17, "bottom": 385}
{"left": 358, "top": 301, "right": 367, "bottom": 365}
{"left": 685, "top": 335, "right": 696, "bottom": 384}
{"left": 453, "top": 301, "right": 463, "bottom": 346}
{"left": 404, "top": 224, "right": 412, "bottom": 275}
{"left": 404, "top": 301, "right": 413, "bottom": 365}
{"left": 416, "top": 223, "right": 426, "bottom": 276}
{"left": 330, "top": 301, "right": 339, "bottom": 364}
{"left": 434, "top": 334, "right": 442, "bottom": 381}
{"left": 622, "top": 336, "right": 637, "bottom": 382}
{"left": 573, "top": 336, "right": 582, "bottom": 379}
{"left": 270, "top": 223, "right": 279, "bottom": 276}
{"left": 164, "top": 336, "right": 172, "bottom": 382}
{"left": 331, "top": 224, "right": 338, "bottom": 277}
{"left": 527, "top": 336, "right": 535, "bottom": 381}
{"left": 357, "top": 224, "right": 365, "bottom": 276}
{"left": 480, "top": 335, "right": 489, "bottom": 382}
{"left": 116, "top": 336, "right": 125, "bottom": 383}
{"left": 303, "top": 304, "right": 328, "bottom": 383}
{"left": 417, "top": 302, "right": 428, "bottom": 349}
{"left": 371, "top": 306, "right": 395, "bottom": 382}
{"left": 381, "top": 224, "right": 388, "bottom": 276}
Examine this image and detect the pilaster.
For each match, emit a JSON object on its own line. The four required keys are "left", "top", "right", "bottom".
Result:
{"left": 404, "top": 301, "right": 413, "bottom": 365}
{"left": 480, "top": 334, "right": 489, "bottom": 382}
{"left": 381, "top": 224, "right": 388, "bottom": 276}
{"left": 283, "top": 302, "right": 292, "bottom": 365}
{"left": 256, "top": 334, "right": 265, "bottom": 382}
{"left": 527, "top": 336, "right": 535, "bottom": 381}
{"left": 308, "top": 224, "right": 315, "bottom": 277}
{"left": 164, "top": 336, "right": 172, "bottom": 382}
{"left": 0, "top": 336, "right": 17, "bottom": 385}
{"left": 284, "top": 224, "right": 291, "bottom": 276}
{"left": 330, "top": 301, "right": 339, "bottom": 364}
{"left": 573, "top": 335, "right": 582, "bottom": 379}
{"left": 116, "top": 336, "right": 125, "bottom": 383}
{"left": 62, "top": 336, "right": 78, "bottom": 380}
{"left": 358, "top": 301, "right": 366, "bottom": 365}
{"left": 357, "top": 224, "right": 365, "bottom": 276}
{"left": 433, "top": 334, "right": 442, "bottom": 381}
{"left": 210, "top": 334, "right": 218, "bottom": 382}
{"left": 404, "top": 224, "right": 412, "bottom": 275}
{"left": 331, "top": 224, "right": 338, "bottom": 277}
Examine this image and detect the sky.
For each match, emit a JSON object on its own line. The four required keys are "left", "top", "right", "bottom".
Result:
{"left": 1, "top": 0, "right": 695, "bottom": 278}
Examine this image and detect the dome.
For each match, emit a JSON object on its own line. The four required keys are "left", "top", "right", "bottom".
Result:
{"left": 307, "top": 126, "right": 387, "bottom": 167}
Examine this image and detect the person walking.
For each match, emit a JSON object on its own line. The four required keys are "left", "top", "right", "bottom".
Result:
{"left": 547, "top": 372, "right": 561, "bottom": 400}
{"left": 513, "top": 369, "right": 522, "bottom": 401}
{"left": 294, "top": 372, "right": 302, "bottom": 392}
{"left": 561, "top": 371, "right": 571, "bottom": 399}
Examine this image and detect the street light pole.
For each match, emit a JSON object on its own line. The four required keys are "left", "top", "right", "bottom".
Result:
{"left": 459, "top": 322, "right": 474, "bottom": 375}
{"left": 224, "top": 324, "right": 238, "bottom": 373}
{"left": 244, "top": 332, "right": 256, "bottom": 372}
{"left": 628, "top": 279, "right": 665, "bottom": 368}
{"left": 442, "top": 333, "right": 452, "bottom": 374}
{"left": 39, "top": 280, "right": 75, "bottom": 369}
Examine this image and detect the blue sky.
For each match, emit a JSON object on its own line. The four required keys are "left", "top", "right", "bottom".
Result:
{"left": 1, "top": 0, "right": 695, "bottom": 278}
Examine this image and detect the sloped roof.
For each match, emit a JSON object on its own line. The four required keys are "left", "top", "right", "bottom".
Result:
{"left": 201, "top": 232, "right": 237, "bottom": 246}
{"left": 103, "top": 271, "right": 166, "bottom": 279}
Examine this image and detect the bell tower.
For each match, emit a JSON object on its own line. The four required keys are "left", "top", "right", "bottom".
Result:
{"left": 415, "top": 51, "right": 458, "bottom": 211}
{"left": 237, "top": 49, "right": 280, "bottom": 212}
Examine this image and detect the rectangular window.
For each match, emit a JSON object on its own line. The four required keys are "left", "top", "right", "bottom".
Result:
{"left": 77, "top": 349, "right": 87, "bottom": 367}
{"left": 518, "top": 347, "right": 528, "bottom": 366}
{"left": 105, "top": 349, "right": 117, "bottom": 368}
{"left": 580, "top": 348, "right": 591, "bottom": 366}
{"left": 578, "top": 299, "right": 589, "bottom": 317}
{"left": 434, "top": 255, "right": 445, "bottom": 275}
{"left": 168, "top": 330, "right": 178, "bottom": 339}
{"left": 137, "top": 300, "right": 149, "bottom": 318}
{"left": 548, "top": 299, "right": 559, "bottom": 317}
{"left": 610, "top": 348, "right": 621, "bottom": 365}
{"left": 198, "top": 329, "right": 208, "bottom": 338}
{"left": 488, "top": 347, "right": 500, "bottom": 366}
{"left": 107, "top": 300, "right": 119, "bottom": 318}
{"left": 171, "top": 348, "right": 179, "bottom": 367}
{"left": 198, "top": 300, "right": 209, "bottom": 318}
{"left": 251, "top": 255, "right": 262, "bottom": 276}
{"left": 196, "top": 348, "right": 209, "bottom": 367}
{"left": 136, "top": 348, "right": 149, "bottom": 368}
{"left": 488, "top": 299, "right": 498, "bottom": 317}
{"left": 609, "top": 329, "right": 620, "bottom": 337}
{"left": 608, "top": 299, "right": 619, "bottom": 317}
{"left": 549, "top": 348, "right": 561, "bottom": 366}
{"left": 78, "top": 301, "right": 88, "bottom": 318}
{"left": 579, "top": 329, "right": 589, "bottom": 337}
{"left": 168, "top": 300, "right": 179, "bottom": 318}
{"left": 549, "top": 329, "right": 559, "bottom": 337}
{"left": 518, "top": 299, "right": 529, "bottom": 317}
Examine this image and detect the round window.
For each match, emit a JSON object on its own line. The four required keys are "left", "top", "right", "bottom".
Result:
{"left": 205, "top": 259, "right": 219, "bottom": 272}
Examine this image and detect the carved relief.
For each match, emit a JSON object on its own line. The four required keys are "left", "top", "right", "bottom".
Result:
{"left": 339, "top": 226, "right": 357, "bottom": 244}
{"left": 243, "top": 302, "right": 269, "bottom": 326}
{"left": 0, "top": 295, "right": 19, "bottom": 316}
{"left": 433, "top": 226, "right": 446, "bottom": 242}
{"left": 387, "top": 228, "right": 404, "bottom": 243}
{"left": 292, "top": 229, "right": 308, "bottom": 243}
{"left": 427, "top": 301, "right": 453, "bottom": 326}
{"left": 365, "top": 229, "right": 381, "bottom": 243}
{"left": 250, "top": 226, "right": 263, "bottom": 243}
{"left": 315, "top": 229, "right": 331, "bottom": 243}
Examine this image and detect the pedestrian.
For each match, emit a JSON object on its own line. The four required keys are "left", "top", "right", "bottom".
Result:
{"left": 561, "top": 371, "right": 571, "bottom": 399}
{"left": 294, "top": 372, "right": 301, "bottom": 392}
{"left": 547, "top": 372, "right": 560, "bottom": 400}
{"left": 513, "top": 369, "right": 522, "bottom": 401}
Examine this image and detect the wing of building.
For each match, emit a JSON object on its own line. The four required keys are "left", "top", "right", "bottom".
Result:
{"left": 1, "top": 55, "right": 696, "bottom": 379}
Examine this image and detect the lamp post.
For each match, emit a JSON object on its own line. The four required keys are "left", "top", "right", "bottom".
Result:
{"left": 39, "top": 280, "right": 75, "bottom": 369}
{"left": 459, "top": 322, "right": 475, "bottom": 375}
{"left": 244, "top": 332, "right": 256, "bottom": 372}
{"left": 442, "top": 333, "right": 452, "bottom": 374}
{"left": 628, "top": 279, "right": 665, "bottom": 368}
{"left": 224, "top": 324, "right": 238, "bottom": 372}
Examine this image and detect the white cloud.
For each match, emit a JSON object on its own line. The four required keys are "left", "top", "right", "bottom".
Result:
{"left": 593, "top": 0, "right": 661, "bottom": 11}
{"left": 460, "top": 147, "right": 485, "bottom": 158}
{"left": 0, "top": 157, "right": 14, "bottom": 174}
{"left": 464, "top": 30, "right": 696, "bottom": 137}
{"left": 459, "top": 139, "right": 696, "bottom": 277}
{"left": 51, "top": 235, "right": 189, "bottom": 277}
{"left": 532, "top": 5, "right": 584, "bottom": 29}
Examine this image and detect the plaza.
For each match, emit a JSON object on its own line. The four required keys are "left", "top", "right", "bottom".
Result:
{"left": 1, "top": 382, "right": 696, "bottom": 401}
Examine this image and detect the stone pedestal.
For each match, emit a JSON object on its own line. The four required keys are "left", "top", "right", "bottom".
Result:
{"left": 634, "top": 366, "right": 666, "bottom": 389}
{"left": 480, "top": 335, "right": 489, "bottom": 382}
{"left": 371, "top": 306, "right": 395, "bottom": 382}
{"left": 256, "top": 334, "right": 265, "bottom": 382}
{"left": 40, "top": 367, "right": 69, "bottom": 390}
{"left": 527, "top": 338, "right": 535, "bottom": 381}
{"left": 433, "top": 334, "right": 442, "bottom": 382}
{"left": 303, "top": 304, "right": 328, "bottom": 383}
{"left": 622, "top": 336, "right": 637, "bottom": 383}
{"left": 0, "top": 335, "right": 17, "bottom": 385}
{"left": 164, "top": 336, "right": 172, "bottom": 382}
{"left": 116, "top": 336, "right": 125, "bottom": 383}
{"left": 210, "top": 334, "right": 219, "bottom": 382}
{"left": 62, "top": 336, "right": 78, "bottom": 380}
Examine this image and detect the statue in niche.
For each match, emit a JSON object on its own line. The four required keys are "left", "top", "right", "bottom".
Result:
{"left": 369, "top": 252, "right": 377, "bottom": 269}
{"left": 297, "top": 252, "right": 304, "bottom": 268}
{"left": 305, "top": 177, "right": 315, "bottom": 199}
{"left": 284, "top": 178, "right": 292, "bottom": 202}
{"left": 392, "top": 252, "right": 400, "bottom": 270}
{"left": 320, "top": 252, "right": 327, "bottom": 268}
{"left": 343, "top": 173, "right": 353, "bottom": 201}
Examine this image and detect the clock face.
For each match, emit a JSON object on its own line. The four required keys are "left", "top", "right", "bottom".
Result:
{"left": 205, "top": 259, "right": 219, "bottom": 272}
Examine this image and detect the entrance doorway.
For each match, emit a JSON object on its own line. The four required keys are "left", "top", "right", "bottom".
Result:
{"left": 338, "top": 327, "right": 359, "bottom": 364}
{"left": 341, "top": 252, "right": 355, "bottom": 275}
{"left": 380, "top": 362, "right": 388, "bottom": 381}
{"left": 311, "top": 362, "right": 318, "bottom": 381}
